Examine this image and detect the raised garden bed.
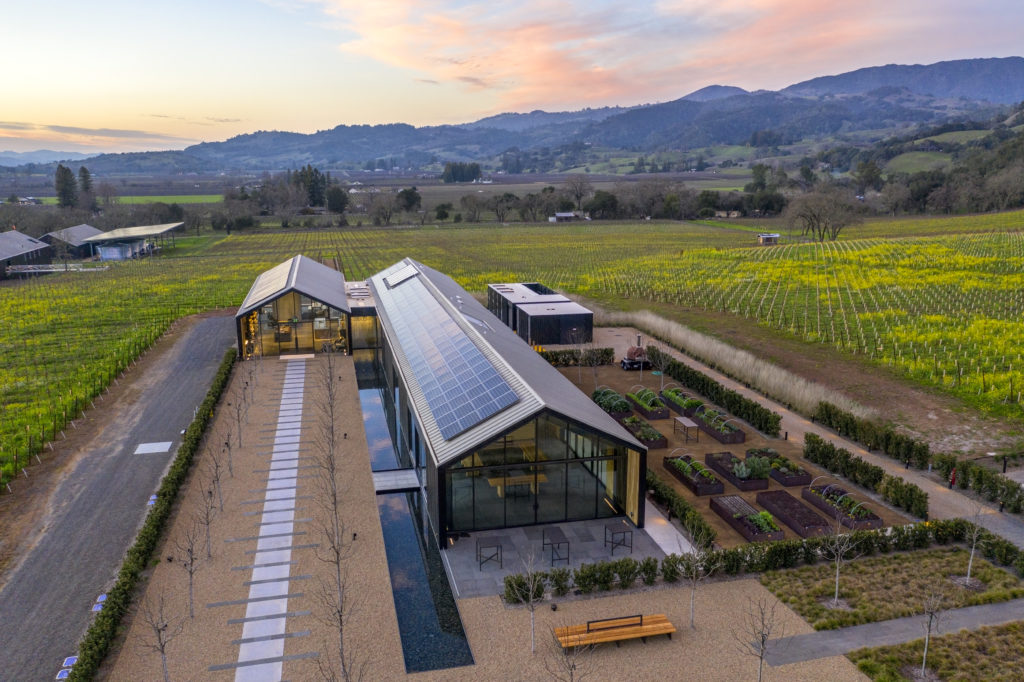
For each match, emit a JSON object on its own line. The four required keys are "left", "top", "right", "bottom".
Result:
{"left": 619, "top": 415, "right": 668, "bottom": 450}
{"left": 755, "top": 490, "right": 829, "bottom": 538}
{"left": 710, "top": 495, "right": 784, "bottom": 543}
{"left": 746, "top": 447, "right": 812, "bottom": 487}
{"left": 705, "top": 451, "right": 769, "bottom": 491}
{"left": 663, "top": 455, "right": 724, "bottom": 496}
{"left": 694, "top": 408, "right": 745, "bottom": 444}
{"left": 660, "top": 388, "right": 703, "bottom": 417}
{"left": 626, "top": 388, "right": 670, "bottom": 420}
{"left": 591, "top": 388, "right": 633, "bottom": 421}
{"left": 802, "top": 485, "right": 883, "bottom": 530}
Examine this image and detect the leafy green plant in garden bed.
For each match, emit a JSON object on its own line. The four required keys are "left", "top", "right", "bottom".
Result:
{"left": 621, "top": 415, "right": 667, "bottom": 446}
{"left": 745, "top": 510, "right": 781, "bottom": 534}
{"left": 591, "top": 387, "right": 631, "bottom": 415}
{"left": 760, "top": 548, "right": 1024, "bottom": 631}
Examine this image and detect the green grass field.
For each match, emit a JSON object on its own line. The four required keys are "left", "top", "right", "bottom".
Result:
{"left": 885, "top": 151, "right": 953, "bottom": 174}
{"left": 38, "top": 194, "right": 222, "bottom": 206}
{"left": 919, "top": 130, "right": 992, "bottom": 144}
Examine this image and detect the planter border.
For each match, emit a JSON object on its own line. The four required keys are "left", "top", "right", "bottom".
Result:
{"left": 694, "top": 416, "right": 745, "bottom": 444}
{"left": 705, "top": 452, "right": 769, "bottom": 491}
{"left": 756, "top": 490, "right": 829, "bottom": 538}
{"left": 801, "top": 485, "right": 883, "bottom": 530}
{"left": 619, "top": 416, "right": 668, "bottom": 450}
{"left": 711, "top": 495, "right": 784, "bottom": 543}
{"left": 627, "top": 394, "right": 670, "bottom": 420}
{"left": 663, "top": 455, "right": 724, "bottom": 496}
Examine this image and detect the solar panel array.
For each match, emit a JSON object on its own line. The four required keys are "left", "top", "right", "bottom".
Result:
{"left": 384, "top": 272, "right": 519, "bottom": 440}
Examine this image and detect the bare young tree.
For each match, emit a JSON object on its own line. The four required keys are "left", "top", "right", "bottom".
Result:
{"left": 819, "top": 501, "right": 863, "bottom": 608}
{"left": 732, "top": 597, "right": 784, "bottom": 682}
{"left": 312, "top": 353, "right": 362, "bottom": 681}
{"left": 505, "top": 546, "right": 547, "bottom": 654}
{"left": 678, "top": 517, "right": 722, "bottom": 629}
{"left": 196, "top": 486, "right": 218, "bottom": 560}
{"left": 208, "top": 451, "right": 224, "bottom": 513}
{"left": 139, "top": 594, "right": 185, "bottom": 682}
{"left": 221, "top": 423, "right": 235, "bottom": 478}
{"left": 543, "top": 626, "right": 595, "bottom": 682}
{"left": 963, "top": 505, "right": 986, "bottom": 585}
{"left": 647, "top": 345, "right": 673, "bottom": 391}
{"left": 920, "top": 592, "right": 945, "bottom": 677}
{"left": 228, "top": 384, "right": 249, "bottom": 448}
{"left": 174, "top": 518, "right": 203, "bottom": 619}
{"left": 562, "top": 174, "right": 593, "bottom": 211}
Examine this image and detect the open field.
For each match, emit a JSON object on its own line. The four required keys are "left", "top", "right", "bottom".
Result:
{"left": 919, "top": 129, "right": 993, "bottom": 144}
{"left": 38, "top": 194, "right": 223, "bottom": 205}
{"left": 3, "top": 211, "right": 1024, "bottom": 482}
{"left": 884, "top": 151, "right": 953, "bottom": 174}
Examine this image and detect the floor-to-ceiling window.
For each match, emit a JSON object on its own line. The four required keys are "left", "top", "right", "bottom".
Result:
{"left": 442, "top": 412, "right": 641, "bottom": 533}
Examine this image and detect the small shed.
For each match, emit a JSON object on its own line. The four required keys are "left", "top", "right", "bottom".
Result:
{"left": 758, "top": 233, "right": 780, "bottom": 246}
{"left": 42, "top": 224, "right": 104, "bottom": 259}
{"left": 0, "top": 229, "right": 52, "bottom": 279}
{"left": 548, "top": 212, "right": 578, "bottom": 223}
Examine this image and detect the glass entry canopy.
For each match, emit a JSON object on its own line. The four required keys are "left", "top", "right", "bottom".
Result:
{"left": 443, "top": 412, "right": 642, "bottom": 532}
{"left": 235, "top": 255, "right": 352, "bottom": 357}
{"left": 243, "top": 292, "right": 349, "bottom": 356}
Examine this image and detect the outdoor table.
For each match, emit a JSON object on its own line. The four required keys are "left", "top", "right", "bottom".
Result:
{"left": 673, "top": 416, "right": 699, "bottom": 443}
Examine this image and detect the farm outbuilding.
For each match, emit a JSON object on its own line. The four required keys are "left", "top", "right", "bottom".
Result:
{"left": 42, "top": 224, "right": 103, "bottom": 259}
{"left": 487, "top": 282, "right": 593, "bottom": 345}
{"left": 82, "top": 222, "right": 183, "bottom": 261}
{"left": 758, "top": 233, "right": 781, "bottom": 245}
{"left": 0, "top": 229, "right": 52, "bottom": 279}
{"left": 235, "top": 255, "right": 351, "bottom": 357}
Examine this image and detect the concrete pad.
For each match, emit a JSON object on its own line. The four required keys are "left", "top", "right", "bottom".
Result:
{"left": 133, "top": 441, "right": 173, "bottom": 454}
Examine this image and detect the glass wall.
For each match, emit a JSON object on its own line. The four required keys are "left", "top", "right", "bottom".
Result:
{"left": 240, "top": 292, "right": 349, "bottom": 357}
{"left": 442, "top": 411, "right": 642, "bottom": 532}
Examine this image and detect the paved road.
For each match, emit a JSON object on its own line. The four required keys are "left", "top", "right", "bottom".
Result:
{"left": 766, "top": 596, "right": 1024, "bottom": 665}
{"left": 596, "top": 327, "right": 1024, "bottom": 549}
{"left": 0, "top": 315, "right": 235, "bottom": 681}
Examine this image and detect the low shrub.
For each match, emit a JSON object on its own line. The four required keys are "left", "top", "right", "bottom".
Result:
{"left": 660, "top": 554, "right": 681, "bottom": 582}
{"left": 548, "top": 567, "right": 571, "bottom": 597}
{"left": 639, "top": 556, "right": 659, "bottom": 585}
{"left": 614, "top": 557, "right": 640, "bottom": 589}
{"left": 540, "top": 347, "right": 615, "bottom": 367}
{"left": 573, "top": 564, "right": 598, "bottom": 594}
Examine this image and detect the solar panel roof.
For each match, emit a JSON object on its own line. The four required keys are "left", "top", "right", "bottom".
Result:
{"left": 386, "top": 273, "right": 518, "bottom": 440}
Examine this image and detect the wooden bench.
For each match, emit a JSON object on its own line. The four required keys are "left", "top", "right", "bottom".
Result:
{"left": 555, "top": 614, "right": 676, "bottom": 650}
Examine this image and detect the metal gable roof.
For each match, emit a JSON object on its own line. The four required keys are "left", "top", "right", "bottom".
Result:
{"left": 44, "top": 224, "right": 103, "bottom": 247}
{"left": 369, "top": 258, "right": 643, "bottom": 469}
{"left": 0, "top": 230, "right": 49, "bottom": 261}
{"left": 235, "top": 255, "right": 350, "bottom": 319}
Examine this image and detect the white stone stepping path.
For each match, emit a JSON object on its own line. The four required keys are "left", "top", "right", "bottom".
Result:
{"left": 209, "top": 358, "right": 318, "bottom": 679}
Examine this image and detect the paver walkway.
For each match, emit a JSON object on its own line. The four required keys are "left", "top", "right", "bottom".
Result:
{"left": 765, "top": 596, "right": 1024, "bottom": 665}
{"left": 595, "top": 328, "right": 1024, "bottom": 549}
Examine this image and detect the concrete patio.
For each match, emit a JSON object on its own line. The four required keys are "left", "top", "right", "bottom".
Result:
{"left": 441, "top": 506, "right": 686, "bottom": 598}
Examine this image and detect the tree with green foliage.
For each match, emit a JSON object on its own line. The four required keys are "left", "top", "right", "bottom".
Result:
{"left": 434, "top": 202, "right": 453, "bottom": 221}
{"left": 77, "top": 166, "right": 93, "bottom": 194}
{"left": 584, "top": 189, "right": 618, "bottom": 219}
{"left": 396, "top": 186, "right": 421, "bottom": 212}
{"left": 54, "top": 164, "right": 78, "bottom": 208}
{"left": 853, "top": 160, "right": 884, "bottom": 194}
{"left": 291, "top": 164, "right": 327, "bottom": 206}
{"left": 325, "top": 186, "right": 349, "bottom": 214}
{"left": 441, "top": 162, "right": 481, "bottom": 183}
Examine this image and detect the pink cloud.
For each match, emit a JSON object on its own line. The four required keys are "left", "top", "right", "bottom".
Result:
{"left": 308, "top": 0, "right": 1022, "bottom": 114}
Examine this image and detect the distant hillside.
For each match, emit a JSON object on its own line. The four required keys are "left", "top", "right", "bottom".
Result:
{"left": 783, "top": 57, "right": 1024, "bottom": 104}
{"left": 0, "top": 150, "right": 92, "bottom": 167}
{"left": 681, "top": 85, "right": 748, "bottom": 102}
{"left": 463, "top": 106, "right": 631, "bottom": 132}
{"left": 13, "top": 56, "right": 1022, "bottom": 174}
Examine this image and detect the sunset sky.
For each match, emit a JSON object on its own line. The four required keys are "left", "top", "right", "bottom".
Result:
{"left": 4, "top": 0, "right": 1021, "bottom": 154}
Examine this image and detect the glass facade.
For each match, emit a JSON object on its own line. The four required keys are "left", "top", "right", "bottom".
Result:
{"left": 239, "top": 291, "right": 349, "bottom": 357}
{"left": 443, "top": 412, "right": 642, "bottom": 532}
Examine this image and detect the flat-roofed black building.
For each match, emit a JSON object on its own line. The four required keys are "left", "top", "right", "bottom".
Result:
{"left": 487, "top": 282, "right": 593, "bottom": 345}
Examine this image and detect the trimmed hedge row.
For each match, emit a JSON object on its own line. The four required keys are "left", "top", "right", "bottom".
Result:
{"left": 501, "top": 519, "right": 1024, "bottom": 601}
{"left": 649, "top": 347, "right": 782, "bottom": 436}
{"left": 646, "top": 469, "right": 717, "bottom": 545}
{"left": 539, "top": 347, "right": 614, "bottom": 367}
{"left": 814, "top": 401, "right": 931, "bottom": 468}
{"left": 804, "top": 434, "right": 929, "bottom": 519}
{"left": 69, "top": 349, "right": 237, "bottom": 681}
{"left": 932, "top": 453, "right": 1024, "bottom": 513}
